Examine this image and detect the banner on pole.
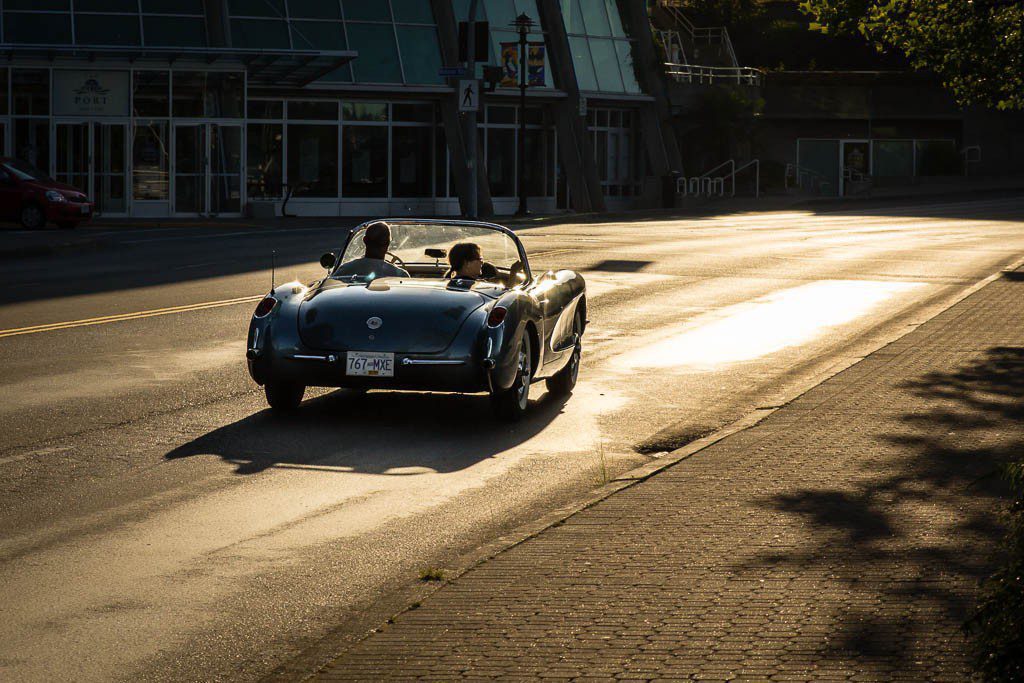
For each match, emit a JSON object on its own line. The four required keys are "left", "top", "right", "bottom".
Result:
{"left": 500, "top": 42, "right": 519, "bottom": 87}
{"left": 527, "top": 43, "right": 545, "bottom": 87}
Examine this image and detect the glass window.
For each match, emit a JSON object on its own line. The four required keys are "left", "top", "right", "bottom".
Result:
{"left": 173, "top": 72, "right": 243, "bottom": 118}
{"left": 290, "top": 20, "right": 346, "bottom": 49}
{"left": 206, "top": 73, "right": 244, "bottom": 118}
{"left": 391, "top": 0, "right": 434, "bottom": 23}
{"left": 133, "top": 70, "right": 169, "bottom": 118}
{"left": 396, "top": 26, "right": 444, "bottom": 84}
{"left": 342, "top": 126, "right": 388, "bottom": 197}
{"left": 133, "top": 122, "right": 169, "bottom": 200}
{"left": 4, "top": 12, "right": 72, "bottom": 44}
{"left": 342, "top": 0, "right": 390, "bottom": 21}
{"left": 615, "top": 41, "right": 641, "bottom": 93}
{"left": 605, "top": 0, "right": 626, "bottom": 37}
{"left": 12, "top": 70, "right": 49, "bottom": 116}
{"left": 247, "top": 123, "right": 284, "bottom": 198}
{"left": 144, "top": 16, "right": 207, "bottom": 47}
{"left": 435, "top": 126, "right": 448, "bottom": 197}
{"left": 288, "top": 0, "right": 340, "bottom": 19}
{"left": 589, "top": 38, "right": 623, "bottom": 92}
{"left": 581, "top": 0, "right": 611, "bottom": 35}
{"left": 248, "top": 100, "right": 283, "bottom": 119}
{"left": 561, "top": 0, "right": 585, "bottom": 33}
{"left": 392, "top": 127, "right": 433, "bottom": 197}
{"left": 77, "top": 0, "right": 136, "bottom": 10}
{"left": 76, "top": 14, "right": 141, "bottom": 45}
{"left": 13, "top": 119, "right": 50, "bottom": 174}
{"left": 487, "top": 128, "right": 516, "bottom": 196}
{"left": 287, "top": 124, "right": 338, "bottom": 197}
{"left": 0, "top": 69, "right": 8, "bottom": 116}
{"left": 288, "top": 101, "right": 338, "bottom": 120}
{"left": 142, "top": 0, "right": 203, "bottom": 12}
{"left": 343, "top": 102, "right": 388, "bottom": 122}
{"left": 5, "top": 0, "right": 68, "bottom": 7}
{"left": 347, "top": 24, "right": 403, "bottom": 83}
{"left": 569, "top": 36, "right": 597, "bottom": 91}
{"left": 392, "top": 103, "right": 434, "bottom": 123}
{"left": 488, "top": 106, "right": 515, "bottom": 124}
{"left": 873, "top": 140, "right": 913, "bottom": 177}
{"left": 523, "top": 129, "right": 548, "bottom": 196}
{"left": 482, "top": 0, "right": 516, "bottom": 29}
{"left": 228, "top": 0, "right": 284, "bottom": 18}
{"left": 231, "top": 19, "right": 290, "bottom": 48}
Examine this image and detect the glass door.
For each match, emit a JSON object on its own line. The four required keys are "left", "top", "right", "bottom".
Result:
{"left": 174, "top": 123, "right": 206, "bottom": 215}
{"left": 173, "top": 123, "right": 243, "bottom": 215}
{"left": 841, "top": 139, "right": 871, "bottom": 196}
{"left": 209, "top": 124, "right": 242, "bottom": 215}
{"left": 94, "top": 123, "right": 127, "bottom": 214}
{"left": 55, "top": 122, "right": 90, "bottom": 195}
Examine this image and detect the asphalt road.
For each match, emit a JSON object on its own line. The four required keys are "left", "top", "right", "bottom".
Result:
{"left": 2, "top": 197, "right": 1023, "bottom": 682}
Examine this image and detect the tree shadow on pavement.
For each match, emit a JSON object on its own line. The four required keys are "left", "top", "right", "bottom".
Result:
{"left": 746, "top": 345, "right": 1023, "bottom": 673}
{"left": 165, "top": 388, "right": 570, "bottom": 475}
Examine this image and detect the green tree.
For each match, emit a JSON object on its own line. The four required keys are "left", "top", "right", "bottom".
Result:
{"left": 800, "top": 0, "right": 1024, "bottom": 110}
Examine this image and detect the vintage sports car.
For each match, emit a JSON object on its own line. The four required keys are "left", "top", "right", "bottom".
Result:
{"left": 246, "top": 219, "right": 587, "bottom": 420}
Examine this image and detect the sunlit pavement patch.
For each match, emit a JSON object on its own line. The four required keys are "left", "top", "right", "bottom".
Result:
{"left": 611, "top": 279, "right": 924, "bottom": 372}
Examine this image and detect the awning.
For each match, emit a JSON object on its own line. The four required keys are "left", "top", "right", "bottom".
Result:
{"left": 0, "top": 44, "right": 356, "bottom": 87}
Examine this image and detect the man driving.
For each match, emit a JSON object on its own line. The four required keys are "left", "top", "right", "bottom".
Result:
{"left": 334, "top": 221, "right": 410, "bottom": 279}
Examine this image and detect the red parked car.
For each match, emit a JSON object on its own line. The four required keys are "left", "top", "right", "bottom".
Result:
{"left": 0, "top": 157, "right": 94, "bottom": 229}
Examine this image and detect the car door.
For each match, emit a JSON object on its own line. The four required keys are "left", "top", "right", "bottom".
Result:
{"left": 0, "top": 166, "right": 26, "bottom": 221}
{"left": 526, "top": 270, "right": 584, "bottom": 374}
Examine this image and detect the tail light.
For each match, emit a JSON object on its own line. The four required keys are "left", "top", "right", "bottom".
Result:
{"left": 487, "top": 306, "right": 508, "bottom": 327}
{"left": 253, "top": 296, "right": 277, "bottom": 318}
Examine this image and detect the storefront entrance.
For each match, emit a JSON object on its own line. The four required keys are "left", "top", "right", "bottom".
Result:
{"left": 54, "top": 121, "right": 128, "bottom": 215}
{"left": 172, "top": 123, "right": 243, "bottom": 216}
{"left": 840, "top": 139, "right": 870, "bottom": 196}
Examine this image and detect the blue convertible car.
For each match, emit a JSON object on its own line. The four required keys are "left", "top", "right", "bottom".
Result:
{"left": 246, "top": 219, "right": 587, "bottom": 420}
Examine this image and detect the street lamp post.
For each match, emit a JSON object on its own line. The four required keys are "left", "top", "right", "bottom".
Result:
{"left": 513, "top": 13, "right": 533, "bottom": 217}
{"left": 465, "top": 0, "right": 480, "bottom": 218}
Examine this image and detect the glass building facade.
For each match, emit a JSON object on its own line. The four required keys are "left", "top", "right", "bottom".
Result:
{"left": 0, "top": 0, "right": 656, "bottom": 217}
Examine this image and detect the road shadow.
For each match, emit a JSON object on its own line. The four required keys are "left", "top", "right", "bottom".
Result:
{"left": 165, "top": 388, "right": 570, "bottom": 475}
{"left": 741, "top": 345, "right": 1023, "bottom": 673}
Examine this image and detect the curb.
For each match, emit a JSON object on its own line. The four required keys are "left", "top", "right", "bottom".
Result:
{"left": 266, "top": 251, "right": 1024, "bottom": 682}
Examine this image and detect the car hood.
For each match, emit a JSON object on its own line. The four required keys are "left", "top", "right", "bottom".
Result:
{"left": 26, "top": 179, "right": 88, "bottom": 200}
{"left": 298, "top": 279, "right": 493, "bottom": 353}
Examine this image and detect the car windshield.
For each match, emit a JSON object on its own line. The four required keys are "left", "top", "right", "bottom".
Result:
{"left": 337, "top": 222, "right": 525, "bottom": 276}
{"left": 3, "top": 160, "right": 49, "bottom": 181}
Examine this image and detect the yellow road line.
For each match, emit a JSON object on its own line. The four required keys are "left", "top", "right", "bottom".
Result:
{"left": 0, "top": 295, "right": 264, "bottom": 339}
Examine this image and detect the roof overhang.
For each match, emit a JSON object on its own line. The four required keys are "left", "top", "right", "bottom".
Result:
{"left": 0, "top": 44, "right": 356, "bottom": 87}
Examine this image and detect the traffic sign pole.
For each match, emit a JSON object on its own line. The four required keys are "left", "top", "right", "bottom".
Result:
{"left": 465, "top": 0, "right": 479, "bottom": 218}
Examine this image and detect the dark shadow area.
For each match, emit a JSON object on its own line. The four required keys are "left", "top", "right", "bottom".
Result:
{"left": 1, "top": 192, "right": 1020, "bottom": 308}
{"left": 165, "top": 388, "right": 570, "bottom": 476}
{"left": 743, "top": 345, "right": 1023, "bottom": 672}
{"left": 1002, "top": 270, "right": 1024, "bottom": 282}
{"left": 589, "top": 259, "right": 652, "bottom": 273}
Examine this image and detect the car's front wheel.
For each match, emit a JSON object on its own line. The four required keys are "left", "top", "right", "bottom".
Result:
{"left": 20, "top": 204, "right": 45, "bottom": 230}
{"left": 492, "top": 335, "right": 532, "bottom": 421}
{"left": 265, "top": 381, "right": 305, "bottom": 412}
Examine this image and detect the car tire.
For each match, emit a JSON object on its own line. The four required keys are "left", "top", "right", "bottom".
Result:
{"left": 265, "top": 381, "right": 305, "bottom": 412}
{"left": 20, "top": 204, "right": 45, "bottom": 230}
{"left": 56, "top": 221, "right": 79, "bottom": 229}
{"left": 492, "top": 334, "right": 532, "bottom": 421}
{"left": 546, "top": 311, "right": 582, "bottom": 397}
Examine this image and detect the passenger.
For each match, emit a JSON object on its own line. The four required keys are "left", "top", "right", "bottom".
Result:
{"left": 334, "top": 221, "right": 410, "bottom": 279}
{"left": 448, "top": 242, "right": 485, "bottom": 280}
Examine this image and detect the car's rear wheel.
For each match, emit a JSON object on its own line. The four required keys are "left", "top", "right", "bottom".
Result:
{"left": 546, "top": 311, "right": 582, "bottom": 397}
{"left": 265, "top": 381, "right": 305, "bottom": 412}
{"left": 20, "top": 204, "right": 45, "bottom": 230}
{"left": 492, "top": 335, "right": 532, "bottom": 421}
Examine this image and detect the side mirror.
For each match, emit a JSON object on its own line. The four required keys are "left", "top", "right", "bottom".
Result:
{"left": 320, "top": 252, "right": 335, "bottom": 270}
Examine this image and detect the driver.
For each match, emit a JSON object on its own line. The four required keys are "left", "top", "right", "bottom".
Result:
{"left": 334, "top": 221, "right": 410, "bottom": 279}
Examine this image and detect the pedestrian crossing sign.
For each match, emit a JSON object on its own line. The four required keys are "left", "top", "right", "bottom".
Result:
{"left": 459, "top": 79, "right": 480, "bottom": 112}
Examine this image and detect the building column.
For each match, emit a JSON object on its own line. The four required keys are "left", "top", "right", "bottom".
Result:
{"left": 621, "top": 0, "right": 684, "bottom": 175}
{"left": 536, "top": 0, "right": 605, "bottom": 213}
{"left": 431, "top": 0, "right": 494, "bottom": 216}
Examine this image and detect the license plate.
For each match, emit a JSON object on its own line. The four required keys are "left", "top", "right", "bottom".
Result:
{"left": 346, "top": 351, "right": 394, "bottom": 377}
{"left": 80, "top": 205, "right": 89, "bottom": 214}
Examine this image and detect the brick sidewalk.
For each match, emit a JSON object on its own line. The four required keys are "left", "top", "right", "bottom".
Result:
{"left": 315, "top": 267, "right": 1024, "bottom": 682}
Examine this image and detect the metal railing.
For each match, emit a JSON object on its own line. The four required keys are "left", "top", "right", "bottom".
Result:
{"left": 664, "top": 63, "right": 762, "bottom": 86}
{"left": 677, "top": 158, "right": 761, "bottom": 199}
{"left": 785, "top": 163, "right": 833, "bottom": 195}
{"left": 656, "top": 0, "right": 738, "bottom": 66}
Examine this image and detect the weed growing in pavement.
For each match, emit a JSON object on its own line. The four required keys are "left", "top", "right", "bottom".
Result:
{"left": 597, "top": 438, "right": 609, "bottom": 486}
{"left": 418, "top": 567, "right": 445, "bottom": 582}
